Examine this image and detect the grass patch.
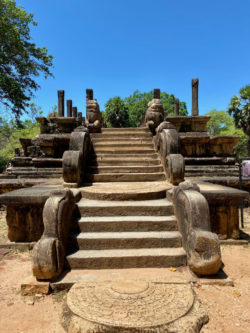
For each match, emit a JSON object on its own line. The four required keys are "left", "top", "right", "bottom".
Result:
{"left": 52, "top": 290, "right": 67, "bottom": 303}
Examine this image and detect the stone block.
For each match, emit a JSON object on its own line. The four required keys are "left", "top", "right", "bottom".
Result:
{"left": 21, "top": 276, "right": 50, "bottom": 296}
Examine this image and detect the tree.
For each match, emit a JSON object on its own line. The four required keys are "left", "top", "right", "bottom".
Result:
{"left": 206, "top": 109, "right": 234, "bottom": 136}
{"left": 104, "top": 97, "right": 129, "bottom": 128}
{"left": 228, "top": 85, "right": 250, "bottom": 156}
{"left": 124, "top": 90, "right": 187, "bottom": 127}
{"left": 0, "top": 0, "right": 53, "bottom": 119}
{"left": 205, "top": 109, "right": 248, "bottom": 158}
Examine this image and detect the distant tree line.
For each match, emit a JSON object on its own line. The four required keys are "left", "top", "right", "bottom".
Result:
{"left": 103, "top": 90, "right": 188, "bottom": 128}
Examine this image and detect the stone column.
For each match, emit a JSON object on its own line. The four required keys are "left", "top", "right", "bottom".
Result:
{"left": 191, "top": 78, "right": 199, "bottom": 116}
{"left": 67, "top": 100, "right": 72, "bottom": 117}
{"left": 58, "top": 90, "right": 65, "bottom": 117}
{"left": 73, "top": 107, "right": 77, "bottom": 118}
{"left": 174, "top": 98, "right": 179, "bottom": 116}
{"left": 78, "top": 112, "right": 82, "bottom": 124}
{"left": 153, "top": 89, "right": 160, "bottom": 99}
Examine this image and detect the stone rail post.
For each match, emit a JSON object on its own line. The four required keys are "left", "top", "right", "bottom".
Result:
{"left": 78, "top": 112, "right": 83, "bottom": 124}
{"left": 67, "top": 100, "right": 73, "bottom": 117}
{"left": 174, "top": 98, "right": 179, "bottom": 116}
{"left": 153, "top": 88, "right": 160, "bottom": 99}
{"left": 86, "top": 89, "right": 93, "bottom": 102}
{"left": 191, "top": 78, "right": 199, "bottom": 116}
{"left": 58, "top": 90, "right": 65, "bottom": 117}
{"left": 73, "top": 106, "right": 78, "bottom": 118}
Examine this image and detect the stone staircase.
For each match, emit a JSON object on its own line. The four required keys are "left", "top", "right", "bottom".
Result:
{"left": 85, "top": 128, "right": 166, "bottom": 182}
{"left": 66, "top": 128, "right": 187, "bottom": 270}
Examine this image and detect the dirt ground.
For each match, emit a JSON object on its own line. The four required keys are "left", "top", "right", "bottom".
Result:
{"left": 0, "top": 209, "right": 249, "bottom": 333}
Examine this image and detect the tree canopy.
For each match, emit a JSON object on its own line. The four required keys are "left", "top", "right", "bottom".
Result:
{"left": 228, "top": 85, "right": 250, "bottom": 155}
{"left": 103, "top": 90, "right": 187, "bottom": 127}
{"left": 205, "top": 109, "right": 248, "bottom": 158}
{"left": 104, "top": 97, "right": 129, "bottom": 128}
{"left": 0, "top": 0, "right": 53, "bottom": 118}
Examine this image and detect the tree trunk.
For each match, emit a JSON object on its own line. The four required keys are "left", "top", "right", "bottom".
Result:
{"left": 248, "top": 137, "right": 250, "bottom": 157}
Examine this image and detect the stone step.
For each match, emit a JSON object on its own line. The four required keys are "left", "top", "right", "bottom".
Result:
{"left": 92, "top": 153, "right": 159, "bottom": 159}
{"left": 91, "top": 133, "right": 152, "bottom": 139}
{"left": 91, "top": 158, "right": 161, "bottom": 166}
{"left": 78, "top": 216, "right": 178, "bottom": 232}
{"left": 85, "top": 172, "right": 166, "bottom": 182}
{"left": 78, "top": 198, "right": 173, "bottom": 217}
{"left": 185, "top": 165, "right": 238, "bottom": 170}
{"left": 93, "top": 149, "right": 156, "bottom": 155}
{"left": 93, "top": 144, "right": 154, "bottom": 150}
{"left": 73, "top": 231, "right": 182, "bottom": 250}
{"left": 79, "top": 181, "right": 171, "bottom": 201}
{"left": 88, "top": 166, "right": 164, "bottom": 174}
{"left": 92, "top": 139, "right": 153, "bottom": 145}
{"left": 66, "top": 247, "right": 187, "bottom": 269}
{"left": 101, "top": 128, "right": 150, "bottom": 133}
{"left": 184, "top": 157, "right": 236, "bottom": 165}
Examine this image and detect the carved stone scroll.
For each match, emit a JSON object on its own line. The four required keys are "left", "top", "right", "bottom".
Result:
{"left": 172, "top": 180, "right": 222, "bottom": 276}
{"left": 62, "top": 129, "right": 91, "bottom": 186}
{"left": 32, "top": 189, "right": 75, "bottom": 280}
{"left": 155, "top": 121, "right": 184, "bottom": 185}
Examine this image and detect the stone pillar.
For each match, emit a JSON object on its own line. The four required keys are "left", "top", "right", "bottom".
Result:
{"left": 191, "top": 78, "right": 199, "bottom": 116}
{"left": 86, "top": 89, "right": 93, "bottom": 102}
{"left": 67, "top": 100, "right": 72, "bottom": 117}
{"left": 153, "top": 89, "right": 160, "bottom": 99}
{"left": 174, "top": 98, "right": 179, "bottom": 116}
{"left": 78, "top": 112, "right": 82, "bottom": 124}
{"left": 58, "top": 90, "right": 65, "bottom": 117}
{"left": 73, "top": 107, "right": 77, "bottom": 118}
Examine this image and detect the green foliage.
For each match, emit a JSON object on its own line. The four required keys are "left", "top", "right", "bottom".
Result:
{"left": 205, "top": 109, "right": 248, "bottom": 158}
{"left": 0, "top": 104, "right": 42, "bottom": 172}
{"left": 104, "top": 97, "right": 129, "bottom": 128}
{"left": 206, "top": 109, "right": 234, "bottom": 136}
{"left": 103, "top": 90, "right": 187, "bottom": 127}
{"left": 228, "top": 85, "right": 250, "bottom": 136}
{"left": 0, "top": 0, "right": 53, "bottom": 119}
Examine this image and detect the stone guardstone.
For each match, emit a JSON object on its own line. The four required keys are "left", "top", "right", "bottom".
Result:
{"left": 61, "top": 279, "right": 208, "bottom": 332}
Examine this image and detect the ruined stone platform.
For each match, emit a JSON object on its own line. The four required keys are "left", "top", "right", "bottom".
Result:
{"left": 61, "top": 278, "right": 208, "bottom": 333}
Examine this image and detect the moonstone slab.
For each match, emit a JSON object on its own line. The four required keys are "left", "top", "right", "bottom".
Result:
{"left": 61, "top": 279, "right": 208, "bottom": 333}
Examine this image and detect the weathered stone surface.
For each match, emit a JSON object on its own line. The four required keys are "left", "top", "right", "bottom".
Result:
{"left": 145, "top": 98, "right": 164, "bottom": 133}
{"left": 192, "top": 78, "right": 199, "bottom": 116}
{"left": 63, "top": 129, "right": 90, "bottom": 186}
{"left": 85, "top": 90, "right": 103, "bottom": 133}
{"left": 166, "top": 116, "right": 210, "bottom": 132}
{"left": 58, "top": 90, "right": 65, "bottom": 117}
{"left": 154, "top": 122, "right": 184, "bottom": 185}
{"left": 172, "top": 180, "right": 222, "bottom": 276}
{"left": 21, "top": 276, "right": 50, "bottom": 296}
{"left": 32, "top": 189, "right": 77, "bottom": 280}
{"left": 6, "top": 205, "right": 44, "bottom": 242}
{"left": 61, "top": 280, "right": 208, "bottom": 333}
{"left": 198, "top": 181, "right": 249, "bottom": 240}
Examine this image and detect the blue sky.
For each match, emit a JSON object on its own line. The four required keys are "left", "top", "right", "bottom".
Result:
{"left": 16, "top": 0, "right": 250, "bottom": 118}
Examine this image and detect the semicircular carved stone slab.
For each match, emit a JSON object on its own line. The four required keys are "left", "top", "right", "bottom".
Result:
{"left": 61, "top": 280, "right": 208, "bottom": 333}
{"left": 173, "top": 180, "right": 222, "bottom": 276}
{"left": 32, "top": 189, "right": 75, "bottom": 280}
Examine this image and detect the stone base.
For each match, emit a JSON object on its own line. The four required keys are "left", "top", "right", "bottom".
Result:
{"left": 61, "top": 279, "right": 208, "bottom": 333}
